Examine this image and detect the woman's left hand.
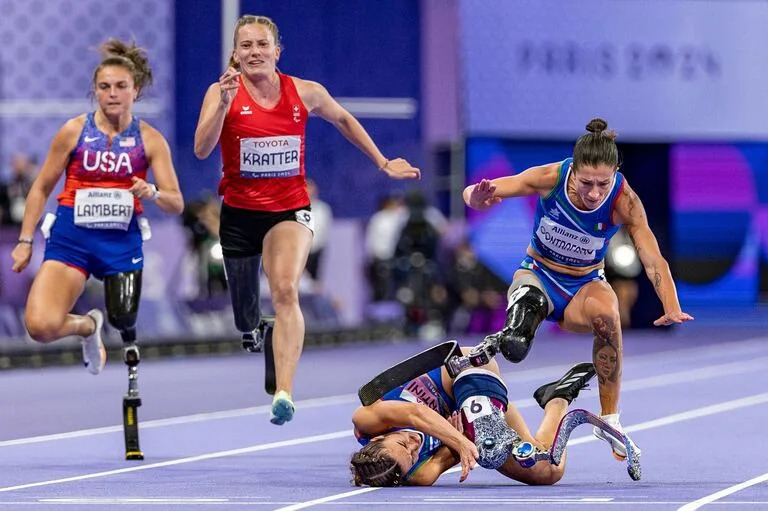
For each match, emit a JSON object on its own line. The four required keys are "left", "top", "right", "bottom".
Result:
{"left": 653, "top": 311, "right": 694, "bottom": 326}
{"left": 380, "top": 158, "right": 420, "bottom": 180}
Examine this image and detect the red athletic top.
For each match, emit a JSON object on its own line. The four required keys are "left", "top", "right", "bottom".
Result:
{"left": 219, "top": 73, "right": 310, "bottom": 211}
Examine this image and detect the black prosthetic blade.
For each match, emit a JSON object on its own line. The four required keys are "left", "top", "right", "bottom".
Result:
{"left": 262, "top": 316, "right": 276, "bottom": 395}
{"left": 123, "top": 396, "right": 144, "bottom": 460}
{"left": 358, "top": 341, "right": 460, "bottom": 406}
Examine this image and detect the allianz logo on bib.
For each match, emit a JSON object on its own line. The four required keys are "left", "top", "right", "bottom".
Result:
{"left": 84, "top": 190, "right": 120, "bottom": 199}
{"left": 83, "top": 150, "right": 134, "bottom": 174}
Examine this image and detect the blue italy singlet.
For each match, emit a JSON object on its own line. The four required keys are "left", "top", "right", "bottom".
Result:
{"left": 530, "top": 158, "right": 624, "bottom": 268}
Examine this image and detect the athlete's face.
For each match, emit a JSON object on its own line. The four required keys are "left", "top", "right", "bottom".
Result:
{"left": 94, "top": 66, "right": 137, "bottom": 117}
{"left": 572, "top": 163, "right": 615, "bottom": 210}
{"left": 373, "top": 431, "right": 420, "bottom": 475}
{"left": 233, "top": 24, "right": 280, "bottom": 76}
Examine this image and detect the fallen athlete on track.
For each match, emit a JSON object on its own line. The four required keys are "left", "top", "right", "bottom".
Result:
{"left": 350, "top": 347, "right": 596, "bottom": 486}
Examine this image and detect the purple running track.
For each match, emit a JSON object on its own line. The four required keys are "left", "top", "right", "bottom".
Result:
{"left": 1, "top": 327, "right": 767, "bottom": 510}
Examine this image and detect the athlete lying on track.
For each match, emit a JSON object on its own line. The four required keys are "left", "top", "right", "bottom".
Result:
{"left": 350, "top": 347, "right": 596, "bottom": 486}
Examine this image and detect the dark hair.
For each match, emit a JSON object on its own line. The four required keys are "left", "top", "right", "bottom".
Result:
{"left": 350, "top": 440, "right": 403, "bottom": 487}
{"left": 229, "top": 15, "right": 282, "bottom": 70}
{"left": 92, "top": 39, "right": 153, "bottom": 99}
{"left": 572, "top": 118, "right": 619, "bottom": 171}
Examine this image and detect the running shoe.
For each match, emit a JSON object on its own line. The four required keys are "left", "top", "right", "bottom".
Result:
{"left": 533, "top": 362, "right": 595, "bottom": 408}
{"left": 81, "top": 309, "right": 106, "bottom": 375}
{"left": 593, "top": 413, "right": 642, "bottom": 459}
{"left": 270, "top": 390, "right": 295, "bottom": 425}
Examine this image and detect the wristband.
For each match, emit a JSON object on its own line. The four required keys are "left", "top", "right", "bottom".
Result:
{"left": 378, "top": 159, "right": 389, "bottom": 171}
{"left": 149, "top": 184, "right": 161, "bottom": 201}
{"left": 18, "top": 237, "right": 33, "bottom": 246}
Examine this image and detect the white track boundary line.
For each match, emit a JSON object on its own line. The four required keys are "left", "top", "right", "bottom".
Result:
{"left": 275, "top": 488, "right": 380, "bottom": 511}
{"left": 0, "top": 395, "right": 357, "bottom": 447}
{"left": 678, "top": 472, "right": 768, "bottom": 510}
{"left": 4, "top": 344, "right": 768, "bottom": 448}
{"left": 277, "top": 392, "right": 768, "bottom": 511}
{"left": 0, "top": 431, "right": 349, "bottom": 493}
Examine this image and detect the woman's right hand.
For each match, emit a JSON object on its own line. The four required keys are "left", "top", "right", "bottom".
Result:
{"left": 11, "top": 243, "right": 33, "bottom": 273}
{"left": 467, "top": 179, "right": 502, "bottom": 210}
{"left": 455, "top": 435, "right": 479, "bottom": 483}
{"left": 218, "top": 67, "right": 241, "bottom": 106}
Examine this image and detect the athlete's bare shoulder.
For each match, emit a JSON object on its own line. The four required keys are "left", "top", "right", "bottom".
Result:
{"left": 138, "top": 120, "right": 169, "bottom": 152}
{"left": 138, "top": 119, "right": 162, "bottom": 139}
{"left": 288, "top": 75, "right": 315, "bottom": 91}
{"left": 522, "top": 161, "right": 561, "bottom": 194}
{"left": 290, "top": 76, "right": 328, "bottom": 111}
{"left": 539, "top": 161, "right": 562, "bottom": 183}
{"left": 54, "top": 114, "right": 87, "bottom": 148}
{"left": 612, "top": 178, "right": 646, "bottom": 225}
{"left": 62, "top": 114, "right": 86, "bottom": 133}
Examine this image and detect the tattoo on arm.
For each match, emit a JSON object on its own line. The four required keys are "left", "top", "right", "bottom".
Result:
{"left": 653, "top": 269, "right": 662, "bottom": 290}
{"left": 592, "top": 315, "right": 621, "bottom": 385}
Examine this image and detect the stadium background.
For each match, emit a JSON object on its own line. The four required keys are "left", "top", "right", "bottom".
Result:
{"left": 0, "top": 0, "right": 765, "bottom": 366}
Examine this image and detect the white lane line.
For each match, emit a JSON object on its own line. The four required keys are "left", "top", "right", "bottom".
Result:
{"left": 677, "top": 472, "right": 768, "bottom": 510}
{"left": 445, "top": 391, "right": 768, "bottom": 472}
{"left": 15, "top": 394, "right": 762, "bottom": 498}
{"left": 0, "top": 431, "right": 349, "bottom": 493}
{"left": 424, "top": 497, "right": 613, "bottom": 502}
{"left": 282, "top": 392, "right": 768, "bottom": 510}
{"left": 5, "top": 348, "right": 767, "bottom": 448}
{"left": 37, "top": 497, "right": 230, "bottom": 505}
{"left": 0, "top": 395, "right": 357, "bottom": 447}
{"left": 274, "top": 488, "right": 380, "bottom": 511}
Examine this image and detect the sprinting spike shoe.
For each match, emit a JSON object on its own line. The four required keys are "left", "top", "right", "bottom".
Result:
{"left": 533, "top": 362, "right": 595, "bottom": 409}
{"left": 593, "top": 413, "right": 642, "bottom": 459}
{"left": 270, "top": 390, "right": 295, "bottom": 425}
{"left": 81, "top": 309, "right": 106, "bottom": 375}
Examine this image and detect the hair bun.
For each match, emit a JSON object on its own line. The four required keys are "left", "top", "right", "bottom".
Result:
{"left": 586, "top": 118, "right": 608, "bottom": 134}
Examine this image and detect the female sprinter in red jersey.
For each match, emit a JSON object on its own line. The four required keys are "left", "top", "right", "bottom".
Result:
{"left": 194, "top": 15, "right": 420, "bottom": 425}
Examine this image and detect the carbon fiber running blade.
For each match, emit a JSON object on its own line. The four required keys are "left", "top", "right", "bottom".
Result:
{"left": 123, "top": 396, "right": 144, "bottom": 460}
{"left": 358, "top": 341, "right": 459, "bottom": 406}
{"left": 263, "top": 321, "right": 276, "bottom": 395}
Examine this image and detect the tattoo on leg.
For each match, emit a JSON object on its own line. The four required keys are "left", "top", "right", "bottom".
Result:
{"left": 592, "top": 315, "right": 621, "bottom": 384}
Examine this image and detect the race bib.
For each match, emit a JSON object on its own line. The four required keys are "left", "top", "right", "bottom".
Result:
{"left": 535, "top": 216, "right": 604, "bottom": 262}
{"left": 461, "top": 396, "right": 495, "bottom": 424}
{"left": 240, "top": 135, "right": 301, "bottom": 179}
{"left": 74, "top": 188, "right": 134, "bottom": 230}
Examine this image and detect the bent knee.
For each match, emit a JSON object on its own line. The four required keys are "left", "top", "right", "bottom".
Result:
{"left": 590, "top": 312, "right": 622, "bottom": 341}
{"left": 25, "top": 313, "right": 64, "bottom": 343}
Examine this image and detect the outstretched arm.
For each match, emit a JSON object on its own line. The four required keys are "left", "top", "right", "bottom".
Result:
{"left": 11, "top": 117, "right": 79, "bottom": 272}
{"left": 614, "top": 181, "right": 693, "bottom": 326}
{"left": 463, "top": 163, "right": 560, "bottom": 210}
{"left": 295, "top": 78, "right": 420, "bottom": 180}
{"left": 352, "top": 401, "right": 478, "bottom": 482}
